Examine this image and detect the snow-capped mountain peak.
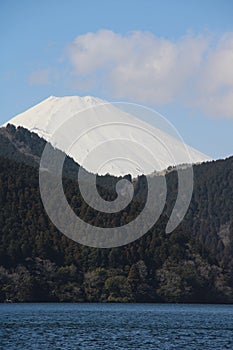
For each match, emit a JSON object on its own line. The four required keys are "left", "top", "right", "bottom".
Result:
{"left": 4, "top": 95, "right": 211, "bottom": 177}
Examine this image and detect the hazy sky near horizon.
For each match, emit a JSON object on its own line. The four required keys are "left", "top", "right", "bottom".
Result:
{"left": 1, "top": 0, "right": 233, "bottom": 159}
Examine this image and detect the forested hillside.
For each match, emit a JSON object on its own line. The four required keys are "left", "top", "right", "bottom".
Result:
{"left": 0, "top": 125, "right": 232, "bottom": 303}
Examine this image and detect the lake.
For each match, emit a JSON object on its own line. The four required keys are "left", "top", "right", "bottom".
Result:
{"left": 0, "top": 303, "right": 232, "bottom": 349}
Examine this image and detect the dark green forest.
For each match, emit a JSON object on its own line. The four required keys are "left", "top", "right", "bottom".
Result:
{"left": 0, "top": 125, "right": 232, "bottom": 303}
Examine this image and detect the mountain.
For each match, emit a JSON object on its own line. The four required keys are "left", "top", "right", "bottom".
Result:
{"left": 4, "top": 95, "right": 211, "bottom": 177}
{"left": 0, "top": 125, "right": 232, "bottom": 303}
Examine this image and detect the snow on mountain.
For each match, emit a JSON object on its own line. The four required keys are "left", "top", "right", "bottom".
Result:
{"left": 4, "top": 95, "right": 211, "bottom": 177}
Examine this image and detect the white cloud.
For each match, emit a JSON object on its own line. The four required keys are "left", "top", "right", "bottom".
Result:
{"left": 193, "top": 33, "right": 233, "bottom": 118}
{"left": 66, "top": 30, "right": 233, "bottom": 118}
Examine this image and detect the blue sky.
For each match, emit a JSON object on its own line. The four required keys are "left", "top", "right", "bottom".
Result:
{"left": 1, "top": 0, "right": 233, "bottom": 159}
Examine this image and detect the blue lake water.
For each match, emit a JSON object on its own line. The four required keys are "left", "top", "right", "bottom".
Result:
{"left": 0, "top": 303, "right": 232, "bottom": 349}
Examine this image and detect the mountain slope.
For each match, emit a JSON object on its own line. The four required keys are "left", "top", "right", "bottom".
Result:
{"left": 0, "top": 126, "right": 232, "bottom": 302}
{"left": 0, "top": 152, "right": 232, "bottom": 303}
{"left": 4, "top": 95, "right": 211, "bottom": 177}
